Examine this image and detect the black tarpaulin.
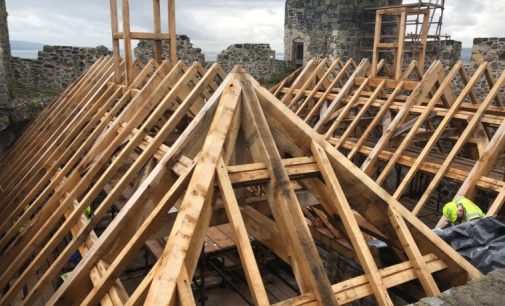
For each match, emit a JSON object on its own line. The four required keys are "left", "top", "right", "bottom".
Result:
{"left": 435, "top": 216, "right": 505, "bottom": 273}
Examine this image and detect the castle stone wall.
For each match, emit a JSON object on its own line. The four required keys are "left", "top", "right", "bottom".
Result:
{"left": 11, "top": 45, "right": 110, "bottom": 90}
{"left": 0, "top": 0, "right": 11, "bottom": 132}
{"left": 284, "top": 0, "right": 401, "bottom": 64}
{"left": 134, "top": 35, "right": 205, "bottom": 65}
{"left": 467, "top": 37, "right": 505, "bottom": 102}
{"left": 217, "top": 43, "right": 293, "bottom": 83}
{"left": 470, "top": 37, "right": 505, "bottom": 79}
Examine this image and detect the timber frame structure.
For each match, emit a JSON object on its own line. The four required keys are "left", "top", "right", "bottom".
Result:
{"left": 0, "top": 58, "right": 483, "bottom": 306}
{"left": 272, "top": 56, "right": 505, "bottom": 228}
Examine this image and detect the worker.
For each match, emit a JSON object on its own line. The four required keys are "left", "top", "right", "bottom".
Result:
{"left": 56, "top": 271, "right": 72, "bottom": 288}
{"left": 439, "top": 195, "right": 485, "bottom": 228}
{"left": 14, "top": 206, "right": 31, "bottom": 233}
{"left": 85, "top": 205, "right": 92, "bottom": 219}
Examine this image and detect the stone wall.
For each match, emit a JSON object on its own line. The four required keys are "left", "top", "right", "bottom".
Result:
{"left": 449, "top": 37, "right": 505, "bottom": 103}
{"left": 411, "top": 269, "right": 505, "bottom": 306}
{"left": 134, "top": 35, "right": 205, "bottom": 65}
{"left": 11, "top": 45, "right": 110, "bottom": 90}
{"left": 469, "top": 38, "right": 505, "bottom": 101}
{"left": 0, "top": 0, "right": 10, "bottom": 132}
{"left": 403, "top": 40, "right": 462, "bottom": 72}
{"left": 0, "top": 45, "right": 109, "bottom": 152}
{"left": 217, "top": 43, "right": 293, "bottom": 83}
{"left": 284, "top": 0, "right": 401, "bottom": 64}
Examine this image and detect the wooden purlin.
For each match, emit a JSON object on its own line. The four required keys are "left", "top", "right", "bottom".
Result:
{"left": 0, "top": 61, "right": 483, "bottom": 305}
{"left": 275, "top": 57, "right": 505, "bottom": 226}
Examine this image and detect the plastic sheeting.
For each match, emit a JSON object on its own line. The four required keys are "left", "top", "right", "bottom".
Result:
{"left": 435, "top": 216, "right": 505, "bottom": 273}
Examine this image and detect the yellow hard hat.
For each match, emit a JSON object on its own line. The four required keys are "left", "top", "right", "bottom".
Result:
{"left": 443, "top": 201, "right": 458, "bottom": 223}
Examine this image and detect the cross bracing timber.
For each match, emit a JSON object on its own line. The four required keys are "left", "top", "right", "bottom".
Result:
{"left": 274, "top": 57, "right": 505, "bottom": 227}
{"left": 0, "top": 57, "right": 483, "bottom": 305}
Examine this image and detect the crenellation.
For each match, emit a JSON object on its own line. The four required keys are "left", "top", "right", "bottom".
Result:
{"left": 135, "top": 35, "right": 205, "bottom": 65}
{"left": 11, "top": 45, "right": 110, "bottom": 91}
{"left": 217, "top": 43, "right": 293, "bottom": 83}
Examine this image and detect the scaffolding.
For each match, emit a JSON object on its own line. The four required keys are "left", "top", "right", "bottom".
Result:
{"left": 360, "top": 0, "right": 449, "bottom": 75}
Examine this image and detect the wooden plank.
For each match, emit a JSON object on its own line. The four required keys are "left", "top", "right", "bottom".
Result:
{"left": 393, "top": 62, "right": 490, "bottom": 200}
{"left": 376, "top": 62, "right": 461, "bottom": 185}
{"left": 304, "top": 59, "right": 353, "bottom": 123}
{"left": 360, "top": 61, "right": 442, "bottom": 175}
{"left": 394, "top": 10, "right": 406, "bottom": 80}
{"left": 315, "top": 59, "right": 369, "bottom": 131}
{"left": 325, "top": 78, "right": 369, "bottom": 138}
{"left": 335, "top": 79, "right": 385, "bottom": 149}
{"left": 414, "top": 70, "right": 505, "bottom": 216}
{"left": 487, "top": 186, "right": 505, "bottom": 216}
{"left": 242, "top": 74, "right": 336, "bottom": 305}
{"left": 255, "top": 83, "right": 481, "bottom": 288}
{"left": 145, "top": 79, "right": 240, "bottom": 305}
{"left": 112, "top": 32, "right": 171, "bottom": 40}
{"left": 388, "top": 207, "right": 440, "bottom": 296}
{"left": 152, "top": 0, "right": 163, "bottom": 63}
{"left": 348, "top": 81, "right": 404, "bottom": 160}
{"left": 273, "top": 254, "right": 446, "bottom": 306}
{"left": 110, "top": 0, "right": 122, "bottom": 84}
{"left": 310, "top": 141, "right": 393, "bottom": 306}
{"left": 295, "top": 59, "right": 341, "bottom": 116}
{"left": 457, "top": 118, "right": 505, "bottom": 198}
{"left": 169, "top": 0, "right": 177, "bottom": 63}
{"left": 122, "top": 0, "right": 133, "bottom": 84}
{"left": 417, "top": 11, "right": 430, "bottom": 75}
{"left": 371, "top": 12, "right": 382, "bottom": 78}
{"left": 215, "top": 157, "right": 270, "bottom": 306}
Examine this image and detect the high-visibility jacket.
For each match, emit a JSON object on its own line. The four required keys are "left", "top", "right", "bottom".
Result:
{"left": 454, "top": 197, "right": 484, "bottom": 224}
{"left": 59, "top": 272, "right": 72, "bottom": 282}
{"left": 85, "top": 206, "right": 92, "bottom": 218}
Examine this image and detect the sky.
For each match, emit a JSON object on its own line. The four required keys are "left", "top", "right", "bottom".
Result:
{"left": 5, "top": 0, "right": 505, "bottom": 54}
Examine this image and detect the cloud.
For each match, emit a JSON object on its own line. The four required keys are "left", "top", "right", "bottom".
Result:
{"left": 6, "top": 0, "right": 285, "bottom": 53}
{"left": 443, "top": 0, "right": 505, "bottom": 46}
{"left": 5, "top": 0, "right": 504, "bottom": 54}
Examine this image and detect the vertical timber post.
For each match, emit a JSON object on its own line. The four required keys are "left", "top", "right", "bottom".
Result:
{"left": 109, "top": 0, "right": 122, "bottom": 84}
{"left": 169, "top": 0, "right": 176, "bottom": 64}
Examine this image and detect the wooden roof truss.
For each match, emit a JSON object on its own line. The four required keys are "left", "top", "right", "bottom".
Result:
{"left": 273, "top": 57, "right": 505, "bottom": 227}
{"left": 0, "top": 58, "right": 483, "bottom": 305}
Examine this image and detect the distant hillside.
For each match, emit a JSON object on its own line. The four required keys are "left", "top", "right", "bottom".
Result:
{"left": 10, "top": 40, "right": 44, "bottom": 50}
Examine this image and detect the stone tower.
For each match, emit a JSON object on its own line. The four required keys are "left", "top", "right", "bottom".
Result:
{"left": 284, "top": 0, "right": 401, "bottom": 65}
{"left": 0, "top": 0, "right": 10, "bottom": 118}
